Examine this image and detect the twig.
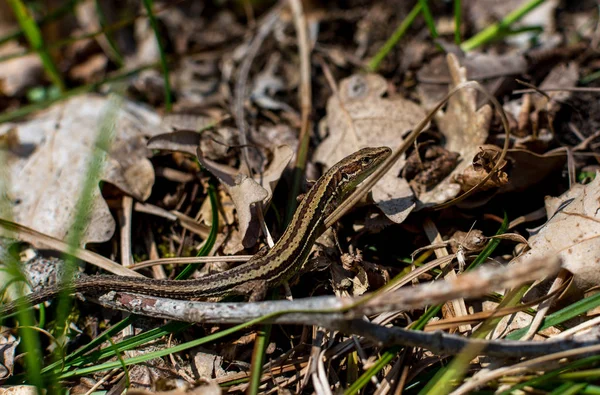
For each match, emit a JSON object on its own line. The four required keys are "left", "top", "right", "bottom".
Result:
{"left": 0, "top": 218, "right": 143, "bottom": 277}
{"left": 451, "top": 343, "right": 600, "bottom": 394}
{"left": 286, "top": 0, "right": 314, "bottom": 223}
{"left": 120, "top": 196, "right": 134, "bottom": 267}
{"left": 92, "top": 255, "right": 559, "bottom": 325}
{"left": 423, "top": 218, "right": 471, "bottom": 332}
{"left": 340, "top": 319, "right": 600, "bottom": 358}
{"left": 233, "top": 2, "right": 284, "bottom": 175}
{"left": 520, "top": 269, "right": 571, "bottom": 340}
{"left": 232, "top": 2, "right": 284, "bottom": 247}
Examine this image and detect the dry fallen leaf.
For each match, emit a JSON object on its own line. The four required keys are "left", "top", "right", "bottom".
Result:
{"left": 454, "top": 146, "right": 508, "bottom": 192}
{"left": 503, "top": 62, "right": 578, "bottom": 149}
{"left": 0, "top": 333, "right": 18, "bottom": 379}
{"left": 500, "top": 148, "right": 566, "bottom": 194}
{"left": 0, "top": 385, "right": 38, "bottom": 395}
{"left": 197, "top": 145, "right": 293, "bottom": 248}
{"left": 149, "top": 128, "right": 293, "bottom": 247}
{"left": 417, "top": 53, "right": 493, "bottom": 206}
{"left": 512, "top": 174, "right": 600, "bottom": 292}
{"left": 314, "top": 73, "right": 425, "bottom": 223}
{"left": 127, "top": 380, "right": 221, "bottom": 395}
{"left": 0, "top": 25, "right": 43, "bottom": 97}
{"left": 0, "top": 94, "right": 165, "bottom": 245}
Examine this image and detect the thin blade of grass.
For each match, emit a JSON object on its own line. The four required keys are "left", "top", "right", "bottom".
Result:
{"left": 3, "top": 252, "right": 45, "bottom": 389}
{"left": 0, "top": 62, "right": 156, "bottom": 124}
{"left": 454, "top": 0, "right": 462, "bottom": 44}
{"left": 46, "top": 322, "right": 192, "bottom": 376}
{"left": 141, "top": 0, "right": 172, "bottom": 111}
{"left": 421, "top": 286, "right": 527, "bottom": 395}
{"left": 366, "top": 2, "right": 421, "bottom": 72}
{"left": 57, "top": 313, "right": 277, "bottom": 379}
{"left": 419, "top": 0, "right": 438, "bottom": 38}
{"left": 0, "top": 0, "right": 79, "bottom": 47}
{"left": 93, "top": 0, "right": 124, "bottom": 66}
{"left": 460, "top": 0, "right": 546, "bottom": 51}
{"left": 499, "top": 356, "right": 600, "bottom": 395}
{"left": 176, "top": 183, "right": 219, "bottom": 279}
{"left": 7, "top": 0, "right": 65, "bottom": 91}
{"left": 507, "top": 292, "right": 600, "bottom": 340}
{"left": 247, "top": 324, "right": 273, "bottom": 395}
{"left": 344, "top": 346, "right": 401, "bottom": 395}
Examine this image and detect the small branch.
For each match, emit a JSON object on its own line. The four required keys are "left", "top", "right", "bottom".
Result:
{"left": 339, "top": 319, "right": 600, "bottom": 358}
{"left": 94, "top": 256, "right": 560, "bottom": 324}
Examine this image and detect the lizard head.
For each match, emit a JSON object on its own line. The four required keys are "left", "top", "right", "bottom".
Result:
{"left": 332, "top": 146, "right": 392, "bottom": 197}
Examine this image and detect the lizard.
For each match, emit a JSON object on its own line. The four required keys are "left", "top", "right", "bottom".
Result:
{"left": 0, "top": 146, "right": 391, "bottom": 317}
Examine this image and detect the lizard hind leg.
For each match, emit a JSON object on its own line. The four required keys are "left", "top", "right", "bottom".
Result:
{"left": 230, "top": 281, "right": 268, "bottom": 302}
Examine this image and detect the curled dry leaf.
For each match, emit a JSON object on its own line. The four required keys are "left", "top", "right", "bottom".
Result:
{"left": 0, "top": 333, "right": 18, "bottom": 379}
{"left": 416, "top": 53, "right": 493, "bottom": 206}
{"left": 149, "top": 128, "right": 293, "bottom": 248}
{"left": 0, "top": 386, "right": 39, "bottom": 395}
{"left": 0, "top": 94, "right": 164, "bottom": 245}
{"left": 500, "top": 148, "right": 566, "bottom": 193}
{"left": 504, "top": 62, "right": 578, "bottom": 144}
{"left": 534, "top": 62, "right": 579, "bottom": 114}
{"left": 454, "top": 145, "right": 508, "bottom": 192}
{"left": 197, "top": 145, "right": 293, "bottom": 248}
{"left": 511, "top": 174, "right": 600, "bottom": 292}
{"left": 314, "top": 73, "right": 425, "bottom": 223}
{"left": 251, "top": 53, "right": 295, "bottom": 112}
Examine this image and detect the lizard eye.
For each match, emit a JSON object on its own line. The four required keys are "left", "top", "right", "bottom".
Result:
{"left": 361, "top": 157, "right": 372, "bottom": 166}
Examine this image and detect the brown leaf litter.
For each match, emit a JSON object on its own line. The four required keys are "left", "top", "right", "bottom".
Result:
{"left": 314, "top": 73, "right": 424, "bottom": 223}
{"left": 0, "top": 94, "right": 165, "bottom": 245}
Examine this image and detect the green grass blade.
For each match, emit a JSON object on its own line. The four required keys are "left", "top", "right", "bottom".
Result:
{"left": 93, "top": 0, "right": 124, "bottom": 66}
{"left": 454, "top": 0, "right": 462, "bottom": 44}
{"left": 551, "top": 382, "right": 589, "bottom": 395}
{"left": 507, "top": 291, "right": 600, "bottom": 340}
{"left": 177, "top": 183, "right": 219, "bottom": 279}
{"left": 419, "top": 0, "right": 438, "bottom": 39}
{"left": 366, "top": 2, "right": 422, "bottom": 72}
{"left": 344, "top": 346, "right": 401, "bottom": 395}
{"left": 0, "top": 0, "right": 79, "bottom": 47}
{"left": 247, "top": 324, "right": 272, "bottom": 395}
{"left": 3, "top": 254, "right": 45, "bottom": 389}
{"left": 461, "top": 0, "right": 546, "bottom": 51}
{"left": 0, "top": 62, "right": 156, "bottom": 124}
{"left": 141, "top": 0, "right": 172, "bottom": 111}
{"left": 52, "top": 322, "right": 190, "bottom": 374}
{"left": 7, "top": 0, "right": 65, "bottom": 92}
{"left": 499, "top": 356, "right": 600, "bottom": 395}
{"left": 57, "top": 314, "right": 273, "bottom": 380}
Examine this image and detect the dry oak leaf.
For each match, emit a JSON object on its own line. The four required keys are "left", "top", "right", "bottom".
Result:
{"left": 314, "top": 73, "right": 425, "bottom": 223}
{"left": 417, "top": 53, "right": 492, "bottom": 206}
{"left": 511, "top": 174, "right": 600, "bottom": 292}
{"left": 0, "top": 94, "right": 165, "bottom": 245}
{"left": 197, "top": 145, "right": 293, "bottom": 248}
{"left": 148, "top": 130, "right": 293, "bottom": 248}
